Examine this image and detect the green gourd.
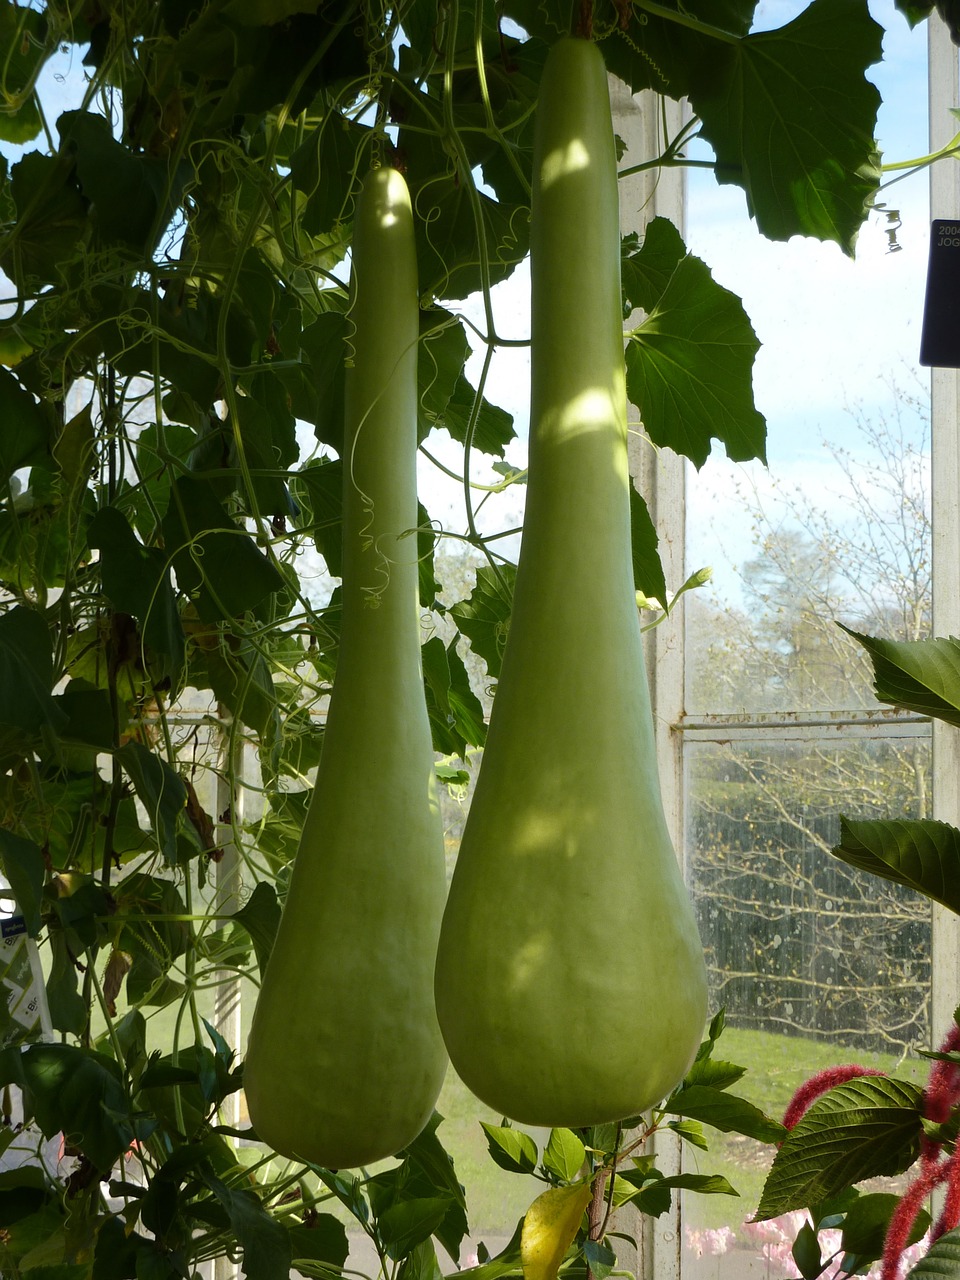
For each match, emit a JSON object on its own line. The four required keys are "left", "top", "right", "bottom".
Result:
{"left": 244, "top": 167, "right": 447, "bottom": 1167}
{"left": 433, "top": 38, "right": 708, "bottom": 1128}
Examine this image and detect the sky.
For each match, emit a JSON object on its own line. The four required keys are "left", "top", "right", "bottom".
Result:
{"left": 683, "top": 0, "right": 934, "bottom": 604}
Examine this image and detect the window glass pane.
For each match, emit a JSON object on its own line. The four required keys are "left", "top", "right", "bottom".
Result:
{"left": 681, "top": 735, "right": 931, "bottom": 1273}
{"left": 685, "top": 389, "right": 930, "bottom": 715}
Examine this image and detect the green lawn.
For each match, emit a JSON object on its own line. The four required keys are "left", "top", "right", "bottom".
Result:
{"left": 426, "top": 1024, "right": 931, "bottom": 1241}
{"left": 655, "top": 1025, "right": 927, "bottom": 1232}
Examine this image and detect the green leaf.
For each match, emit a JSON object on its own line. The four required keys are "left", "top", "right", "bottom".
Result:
{"left": 0, "top": 830, "right": 44, "bottom": 936}
{"left": 792, "top": 1220, "right": 822, "bottom": 1280}
{"left": 291, "top": 456, "right": 343, "bottom": 576}
{"left": 378, "top": 1197, "right": 452, "bottom": 1259}
{"left": 288, "top": 111, "right": 369, "bottom": 235}
{"left": 693, "top": 0, "right": 883, "bottom": 252}
{"left": 58, "top": 110, "right": 181, "bottom": 252}
{"left": 88, "top": 506, "right": 184, "bottom": 678}
{"left": 44, "top": 929, "right": 85, "bottom": 1035}
{"left": 401, "top": 1115, "right": 468, "bottom": 1210}
{"left": 666, "top": 1084, "right": 786, "bottom": 1144}
{"left": 0, "top": 606, "right": 66, "bottom": 750}
{"left": 3, "top": 151, "right": 88, "bottom": 288}
{"left": 622, "top": 221, "right": 685, "bottom": 314}
{"left": 581, "top": 1239, "right": 615, "bottom": 1280}
{"left": 449, "top": 564, "right": 516, "bottom": 681}
{"left": 115, "top": 872, "right": 189, "bottom": 1007}
{"left": 419, "top": 314, "right": 472, "bottom": 436}
{"left": 0, "top": 4, "right": 47, "bottom": 143}
{"left": 418, "top": 313, "right": 515, "bottom": 457}
{"left": 231, "top": 883, "right": 281, "bottom": 977}
{"left": 629, "top": 487, "right": 667, "bottom": 605}
{"left": 203, "top": 1171, "right": 292, "bottom": 1280}
{"left": 0, "top": 1167, "right": 52, "bottom": 1225}
{"left": 422, "top": 637, "right": 487, "bottom": 756}
{"left": 661, "top": 1173, "right": 738, "bottom": 1197}
{"left": 839, "top": 626, "right": 960, "bottom": 725}
{"left": 51, "top": 681, "right": 115, "bottom": 752}
{"left": 440, "top": 375, "right": 515, "bottom": 460}
{"left": 115, "top": 742, "right": 186, "bottom": 867}
{"left": 0, "top": 369, "right": 52, "bottom": 482}
{"left": 625, "top": 234, "right": 765, "bottom": 468}
{"left": 285, "top": 312, "right": 348, "bottom": 452}
{"left": 755, "top": 1075, "right": 923, "bottom": 1221}
{"left": 92, "top": 1217, "right": 159, "bottom": 1280}
{"left": 288, "top": 1216, "right": 350, "bottom": 1271}
{"left": 832, "top": 816, "right": 960, "bottom": 914}
{"left": 161, "top": 474, "right": 285, "bottom": 622}
{"left": 667, "top": 1119, "right": 709, "bottom": 1151}
{"left": 683, "top": 1057, "right": 747, "bottom": 1091}
{"left": 906, "top": 1226, "right": 960, "bottom": 1276}
{"left": 615, "top": 1168, "right": 738, "bottom": 1205}
{"left": 543, "top": 1128, "right": 586, "bottom": 1183}
{"left": 480, "top": 1122, "right": 538, "bottom": 1175}
{"left": 4, "top": 1043, "right": 146, "bottom": 1171}
{"left": 397, "top": 1239, "right": 444, "bottom": 1280}
{"left": 841, "top": 1192, "right": 929, "bottom": 1268}
{"left": 232, "top": 385, "right": 298, "bottom": 518}
{"left": 189, "top": 631, "right": 281, "bottom": 740}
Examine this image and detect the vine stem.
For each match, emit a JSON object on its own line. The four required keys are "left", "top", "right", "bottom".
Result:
{"left": 633, "top": 1, "right": 739, "bottom": 44}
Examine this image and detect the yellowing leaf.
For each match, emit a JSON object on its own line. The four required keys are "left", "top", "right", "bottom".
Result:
{"left": 520, "top": 1182, "right": 591, "bottom": 1280}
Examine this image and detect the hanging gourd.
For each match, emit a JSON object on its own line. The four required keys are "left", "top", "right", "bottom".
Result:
{"left": 433, "top": 38, "right": 708, "bottom": 1128}
{"left": 244, "top": 167, "right": 448, "bottom": 1167}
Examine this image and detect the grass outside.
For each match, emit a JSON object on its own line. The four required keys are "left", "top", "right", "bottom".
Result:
{"left": 657, "top": 1025, "right": 926, "bottom": 1234}
{"left": 427, "top": 1024, "right": 930, "bottom": 1242}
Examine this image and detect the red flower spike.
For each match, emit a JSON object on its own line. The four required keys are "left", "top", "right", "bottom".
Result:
{"left": 923, "top": 1023, "right": 960, "bottom": 1125}
{"left": 882, "top": 1159, "right": 949, "bottom": 1280}
{"left": 782, "top": 1065, "right": 887, "bottom": 1132}
{"left": 932, "top": 1151, "right": 960, "bottom": 1243}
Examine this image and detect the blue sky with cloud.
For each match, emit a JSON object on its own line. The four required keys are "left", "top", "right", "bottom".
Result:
{"left": 684, "top": 0, "right": 934, "bottom": 603}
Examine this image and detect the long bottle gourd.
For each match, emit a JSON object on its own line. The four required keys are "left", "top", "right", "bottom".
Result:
{"left": 433, "top": 38, "right": 708, "bottom": 1128}
{"left": 244, "top": 167, "right": 447, "bottom": 1167}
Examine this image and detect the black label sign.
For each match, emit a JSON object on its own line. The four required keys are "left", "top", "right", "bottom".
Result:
{"left": 920, "top": 219, "right": 960, "bottom": 367}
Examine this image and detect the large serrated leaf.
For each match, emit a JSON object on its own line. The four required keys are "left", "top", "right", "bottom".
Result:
{"left": 449, "top": 564, "right": 516, "bottom": 681}
{"left": 832, "top": 816, "right": 960, "bottom": 914}
{"left": 693, "top": 0, "right": 883, "bottom": 253}
{"left": 839, "top": 626, "right": 960, "bottom": 725}
{"left": 625, "top": 244, "right": 764, "bottom": 468}
{"left": 755, "top": 1076, "right": 923, "bottom": 1221}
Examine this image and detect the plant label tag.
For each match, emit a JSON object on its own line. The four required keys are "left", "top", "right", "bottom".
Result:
{"left": 920, "top": 219, "right": 960, "bottom": 367}
{"left": 0, "top": 913, "right": 52, "bottom": 1046}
